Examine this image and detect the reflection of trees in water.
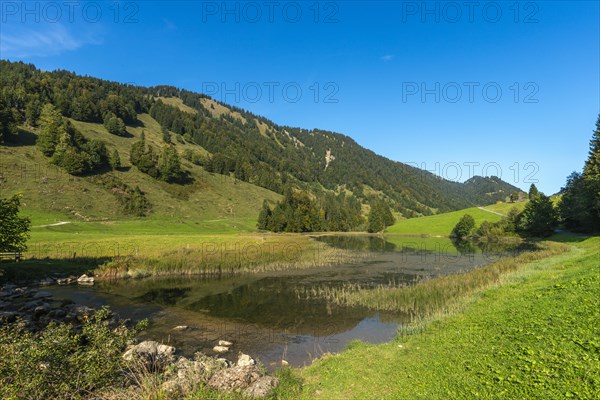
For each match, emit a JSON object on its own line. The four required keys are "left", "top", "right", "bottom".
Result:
{"left": 451, "top": 238, "right": 476, "bottom": 255}
{"left": 184, "top": 277, "right": 369, "bottom": 335}
{"left": 315, "top": 235, "right": 397, "bottom": 252}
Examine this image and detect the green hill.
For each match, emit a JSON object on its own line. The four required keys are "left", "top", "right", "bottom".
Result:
{"left": 387, "top": 202, "right": 528, "bottom": 236}
{"left": 0, "top": 60, "right": 524, "bottom": 229}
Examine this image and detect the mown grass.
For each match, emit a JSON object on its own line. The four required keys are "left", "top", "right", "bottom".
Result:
{"left": 387, "top": 202, "right": 527, "bottom": 236}
{"left": 288, "top": 236, "right": 599, "bottom": 399}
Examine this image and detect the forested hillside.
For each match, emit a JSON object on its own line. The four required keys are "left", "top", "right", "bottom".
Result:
{"left": 0, "top": 60, "right": 522, "bottom": 229}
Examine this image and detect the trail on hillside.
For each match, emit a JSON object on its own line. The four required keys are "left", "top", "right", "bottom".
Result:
{"left": 477, "top": 207, "right": 506, "bottom": 217}
{"left": 33, "top": 221, "right": 72, "bottom": 228}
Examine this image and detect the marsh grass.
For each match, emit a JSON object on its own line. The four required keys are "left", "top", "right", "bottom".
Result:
{"left": 95, "top": 239, "right": 364, "bottom": 279}
{"left": 303, "top": 241, "right": 570, "bottom": 318}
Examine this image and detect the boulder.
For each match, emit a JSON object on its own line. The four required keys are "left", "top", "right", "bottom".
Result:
{"left": 122, "top": 340, "right": 175, "bottom": 371}
{"left": 207, "top": 365, "right": 262, "bottom": 393}
{"left": 243, "top": 375, "right": 280, "bottom": 398}
{"left": 161, "top": 353, "right": 226, "bottom": 395}
{"left": 218, "top": 340, "right": 233, "bottom": 346}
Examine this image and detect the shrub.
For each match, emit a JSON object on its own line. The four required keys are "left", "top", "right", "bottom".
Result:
{"left": 0, "top": 307, "right": 146, "bottom": 399}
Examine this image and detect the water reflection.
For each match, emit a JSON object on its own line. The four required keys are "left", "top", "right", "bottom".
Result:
{"left": 46, "top": 235, "right": 527, "bottom": 369}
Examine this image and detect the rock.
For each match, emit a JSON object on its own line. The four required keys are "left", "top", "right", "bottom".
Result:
{"left": 33, "top": 291, "right": 52, "bottom": 299}
{"left": 207, "top": 365, "right": 262, "bottom": 393}
{"left": 173, "top": 325, "right": 188, "bottom": 331}
{"left": 237, "top": 353, "right": 256, "bottom": 367}
{"left": 77, "top": 274, "right": 94, "bottom": 285}
{"left": 216, "top": 358, "right": 232, "bottom": 368}
{"left": 243, "top": 375, "right": 280, "bottom": 398}
{"left": 213, "top": 345, "right": 229, "bottom": 353}
{"left": 161, "top": 353, "right": 226, "bottom": 396}
{"left": 122, "top": 340, "right": 175, "bottom": 371}
{"left": 37, "top": 278, "right": 55, "bottom": 286}
{"left": 0, "top": 311, "right": 20, "bottom": 323}
{"left": 33, "top": 304, "right": 50, "bottom": 317}
{"left": 20, "top": 300, "right": 42, "bottom": 311}
{"left": 219, "top": 340, "right": 233, "bottom": 346}
{"left": 48, "top": 309, "right": 66, "bottom": 319}
{"left": 57, "top": 277, "right": 75, "bottom": 285}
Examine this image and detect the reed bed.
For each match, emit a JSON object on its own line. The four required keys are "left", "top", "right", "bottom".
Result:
{"left": 94, "top": 239, "right": 365, "bottom": 279}
{"left": 296, "top": 241, "right": 570, "bottom": 319}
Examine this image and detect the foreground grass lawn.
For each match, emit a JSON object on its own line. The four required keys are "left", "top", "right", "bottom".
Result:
{"left": 292, "top": 236, "right": 599, "bottom": 399}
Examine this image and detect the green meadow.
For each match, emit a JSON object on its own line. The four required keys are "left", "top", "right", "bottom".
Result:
{"left": 282, "top": 236, "right": 600, "bottom": 399}
{"left": 387, "top": 202, "right": 527, "bottom": 236}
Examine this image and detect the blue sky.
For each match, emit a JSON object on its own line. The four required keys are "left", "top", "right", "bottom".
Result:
{"left": 1, "top": 1, "right": 598, "bottom": 194}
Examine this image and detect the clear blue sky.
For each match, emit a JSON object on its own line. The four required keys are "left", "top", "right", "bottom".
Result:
{"left": 2, "top": 1, "right": 598, "bottom": 194}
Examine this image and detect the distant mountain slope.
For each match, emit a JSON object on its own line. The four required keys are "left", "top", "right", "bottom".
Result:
{"left": 0, "top": 60, "right": 522, "bottom": 223}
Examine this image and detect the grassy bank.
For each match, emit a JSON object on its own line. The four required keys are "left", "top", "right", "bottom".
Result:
{"left": 288, "top": 236, "right": 599, "bottom": 399}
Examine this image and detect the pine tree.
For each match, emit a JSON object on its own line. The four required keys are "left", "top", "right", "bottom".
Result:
{"left": 0, "top": 98, "right": 19, "bottom": 143}
{"left": 528, "top": 184, "right": 540, "bottom": 200}
{"left": 0, "top": 194, "right": 31, "bottom": 252}
{"left": 558, "top": 115, "right": 600, "bottom": 232}
{"left": 257, "top": 200, "right": 272, "bottom": 230}
{"left": 368, "top": 199, "right": 395, "bottom": 233}
{"left": 519, "top": 192, "right": 557, "bottom": 237}
{"left": 158, "top": 145, "right": 184, "bottom": 183}
{"left": 36, "top": 103, "right": 64, "bottom": 156}
{"left": 109, "top": 149, "right": 121, "bottom": 170}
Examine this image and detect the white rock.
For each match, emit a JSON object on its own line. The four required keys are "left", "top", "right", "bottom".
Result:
{"left": 237, "top": 353, "right": 256, "bottom": 367}
{"left": 173, "top": 325, "right": 188, "bottom": 331}
{"left": 218, "top": 340, "right": 233, "bottom": 346}
{"left": 77, "top": 274, "right": 94, "bottom": 284}
{"left": 213, "top": 345, "right": 229, "bottom": 353}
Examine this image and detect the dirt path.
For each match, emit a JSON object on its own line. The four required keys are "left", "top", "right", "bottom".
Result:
{"left": 477, "top": 207, "right": 506, "bottom": 217}
{"left": 33, "top": 221, "right": 72, "bottom": 228}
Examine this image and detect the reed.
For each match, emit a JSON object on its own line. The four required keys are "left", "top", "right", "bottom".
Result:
{"left": 297, "top": 241, "right": 570, "bottom": 319}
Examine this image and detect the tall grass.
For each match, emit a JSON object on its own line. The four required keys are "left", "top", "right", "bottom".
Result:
{"left": 95, "top": 240, "right": 364, "bottom": 279}
{"left": 300, "top": 241, "right": 570, "bottom": 318}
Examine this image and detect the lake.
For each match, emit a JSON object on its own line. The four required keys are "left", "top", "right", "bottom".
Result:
{"left": 46, "top": 235, "right": 522, "bottom": 369}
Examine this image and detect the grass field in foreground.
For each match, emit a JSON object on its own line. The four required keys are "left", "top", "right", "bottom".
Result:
{"left": 387, "top": 202, "right": 527, "bottom": 236}
{"left": 287, "top": 236, "right": 599, "bottom": 399}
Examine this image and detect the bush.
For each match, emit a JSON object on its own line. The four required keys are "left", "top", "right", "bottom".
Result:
{"left": 450, "top": 214, "right": 475, "bottom": 238}
{"left": 0, "top": 307, "right": 146, "bottom": 399}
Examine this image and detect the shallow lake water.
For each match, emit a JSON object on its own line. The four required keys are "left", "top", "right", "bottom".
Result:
{"left": 46, "top": 236, "right": 522, "bottom": 369}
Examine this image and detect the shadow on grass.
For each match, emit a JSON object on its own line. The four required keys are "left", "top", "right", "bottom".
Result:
{"left": 0, "top": 257, "right": 111, "bottom": 285}
{"left": 550, "top": 231, "right": 590, "bottom": 243}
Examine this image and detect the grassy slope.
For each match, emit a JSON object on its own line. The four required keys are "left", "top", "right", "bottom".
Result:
{"left": 387, "top": 202, "right": 527, "bottom": 236}
{"left": 0, "top": 112, "right": 281, "bottom": 230}
{"left": 291, "top": 236, "right": 599, "bottom": 399}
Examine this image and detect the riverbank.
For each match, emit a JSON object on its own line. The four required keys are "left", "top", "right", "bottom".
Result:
{"left": 289, "top": 236, "right": 599, "bottom": 399}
